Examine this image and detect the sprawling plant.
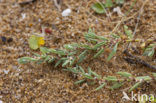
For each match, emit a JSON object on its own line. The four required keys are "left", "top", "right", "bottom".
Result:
{"left": 18, "top": 28, "right": 156, "bottom": 92}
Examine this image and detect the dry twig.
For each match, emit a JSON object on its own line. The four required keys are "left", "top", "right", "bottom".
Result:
{"left": 54, "top": 0, "right": 61, "bottom": 11}
{"left": 19, "top": 0, "right": 37, "bottom": 5}
{"left": 123, "top": 50, "right": 156, "bottom": 70}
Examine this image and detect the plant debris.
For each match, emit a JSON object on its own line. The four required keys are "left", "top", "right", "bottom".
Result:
{"left": 123, "top": 50, "right": 156, "bottom": 70}
{"left": 19, "top": 0, "right": 37, "bottom": 6}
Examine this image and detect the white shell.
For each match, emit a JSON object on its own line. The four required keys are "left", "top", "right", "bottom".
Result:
{"left": 113, "top": 6, "right": 124, "bottom": 17}
{"left": 61, "top": 9, "right": 71, "bottom": 17}
{"left": 21, "top": 13, "right": 26, "bottom": 19}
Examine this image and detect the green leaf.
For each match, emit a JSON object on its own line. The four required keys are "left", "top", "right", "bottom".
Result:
{"left": 129, "top": 82, "right": 142, "bottom": 92}
{"left": 105, "top": 0, "right": 113, "bottom": 8}
{"left": 85, "top": 37, "right": 98, "bottom": 43}
{"left": 143, "top": 44, "right": 155, "bottom": 57}
{"left": 85, "top": 35, "right": 97, "bottom": 43}
{"left": 147, "top": 49, "right": 154, "bottom": 57}
{"left": 49, "top": 49, "right": 67, "bottom": 56}
{"left": 111, "top": 33, "right": 120, "bottom": 39}
{"left": 80, "top": 44, "right": 93, "bottom": 50}
{"left": 79, "top": 66, "right": 85, "bottom": 74}
{"left": 85, "top": 28, "right": 108, "bottom": 41}
{"left": 93, "top": 48, "right": 104, "bottom": 58}
{"left": 83, "top": 73, "right": 94, "bottom": 79}
{"left": 152, "top": 73, "right": 156, "bottom": 78}
{"left": 69, "top": 57, "right": 76, "bottom": 66}
{"left": 40, "top": 47, "right": 49, "bottom": 54}
{"left": 64, "top": 44, "right": 74, "bottom": 50}
{"left": 78, "top": 50, "right": 87, "bottom": 63}
{"left": 95, "top": 83, "right": 106, "bottom": 91}
{"left": 48, "top": 48, "right": 56, "bottom": 53}
{"left": 55, "top": 58, "right": 67, "bottom": 67}
{"left": 115, "top": 0, "right": 125, "bottom": 4}
{"left": 117, "top": 72, "right": 132, "bottom": 78}
{"left": 55, "top": 59, "right": 62, "bottom": 67}
{"left": 85, "top": 28, "right": 95, "bottom": 37}
{"left": 96, "top": 36, "right": 108, "bottom": 41}
{"left": 136, "top": 76, "right": 152, "bottom": 81}
{"left": 43, "top": 55, "right": 51, "bottom": 62}
{"left": 56, "top": 50, "right": 67, "bottom": 56}
{"left": 93, "top": 41, "right": 107, "bottom": 50}
{"left": 48, "top": 58, "right": 55, "bottom": 63}
{"left": 64, "top": 67, "right": 79, "bottom": 74}
{"left": 107, "top": 42, "right": 118, "bottom": 61}
{"left": 18, "top": 57, "right": 37, "bottom": 64}
{"left": 64, "top": 43, "right": 78, "bottom": 50}
{"left": 28, "top": 35, "right": 39, "bottom": 50}
{"left": 105, "top": 76, "right": 118, "bottom": 82}
{"left": 151, "top": 97, "right": 156, "bottom": 103}
{"left": 88, "top": 27, "right": 93, "bottom": 33}
{"left": 124, "top": 25, "right": 133, "bottom": 39}
{"left": 88, "top": 67, "right": 92, "bottom": 75}
{"left": 84, "top": 28, "right": 98, "bottom": 43}
{"left": 62, "top": 60, "right": 70, "bottom": 67}
{"left": 41, "top": 55, "right": 46, "bottom": 58}
{"left": 36, "top": 59, "right": 44, "bottom": 64}
{"left": 111, "top": 82, "right": 124, "bottom": 90}
{"left": 91, "top": 71, "right": 101, "bottom": 79}
{"left": 33, "top": 53, "right": 41, "bottom": 57}
{"left": 84, "top": 28, "right": 108, "bottom": 43}
{"left": 68, "top": 51, "right": 77, "bottom": 56}
{"left": 91, "top": 2, "right": 105, "bottom": 14}
{"left": 74, "top": 79, "right": 86, "bottom": 85}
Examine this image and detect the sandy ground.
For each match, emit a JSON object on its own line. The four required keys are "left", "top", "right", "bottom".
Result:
{"left": 0, "top": 0, "right": 156, "bottom": 102}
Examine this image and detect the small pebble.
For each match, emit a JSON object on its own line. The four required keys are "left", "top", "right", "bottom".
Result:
{"left": 3, "top": 70, "right": 9, "bottom": 74}
{"left": 38, "top": 18, "right": 41, "bottom": 22}
{"left": 61, "top": 9, "right": 71, "bottom": 17}
{"left": 21, "top": 13, "right": 26, "bottom": 20}
{"left": 7, "top": 38, "right": 13, "bottom": 43}
{"left": 52, "top": 24, "right": 57, "bottom": 30}
{"left": 1, "top": 36, "right": 13, "bottom": 43}
{"left": 1, "top": 36, "right": 6, "bottom": 42}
